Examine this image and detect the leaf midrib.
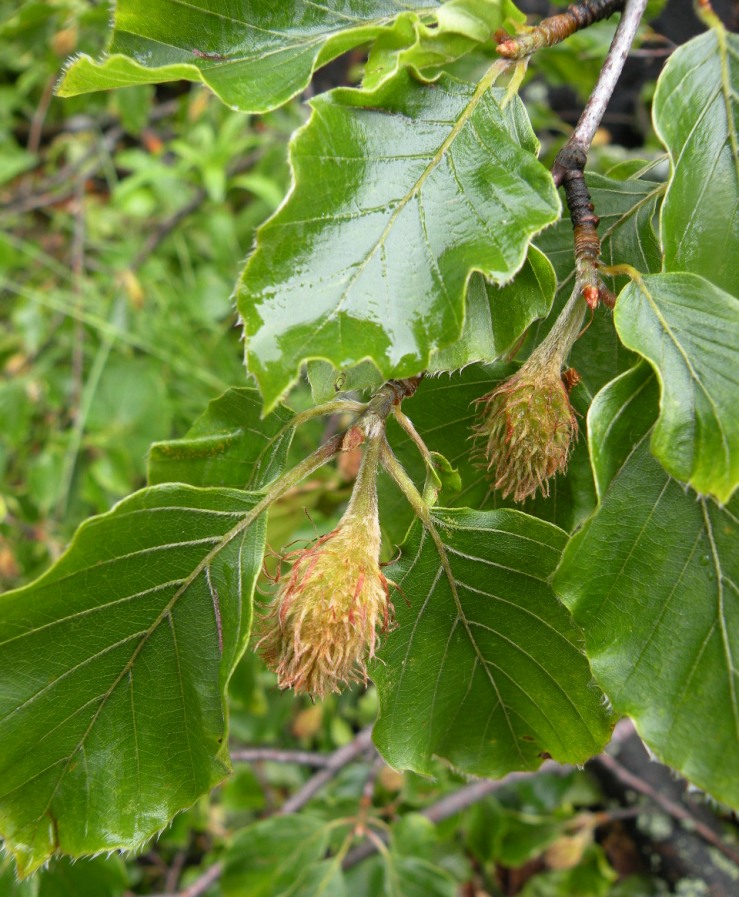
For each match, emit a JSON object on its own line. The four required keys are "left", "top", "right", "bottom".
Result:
{"left": 292, "top": 64, "right": 503, "bottom": 359}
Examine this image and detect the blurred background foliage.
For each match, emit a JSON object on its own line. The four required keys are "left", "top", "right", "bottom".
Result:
{"left": 1, "top": 1, "right": 737, "bottom": 895}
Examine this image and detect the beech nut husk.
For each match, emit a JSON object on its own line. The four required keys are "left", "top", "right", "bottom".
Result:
{"left": 475, "top": 370, "right": 577, "bottom": 503}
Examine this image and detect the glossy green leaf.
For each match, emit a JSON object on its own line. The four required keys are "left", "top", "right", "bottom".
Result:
{"left": 237, "top": 69, "right": 561, "bottom": 410}
{"left": 372, "top": 508, "right": 613, "bottom": 778}
{"left": 654, "top": 26, "right": 739, "bottom": 295}
{"left": 428, "top": 247, "right": 557, "bottom": 371}
{"left": 614, "top": 272, "right": 739, "bottom": 502}
{"left": 57, "top": 0, "right": 504, "bottom": 114}
{"left": 222, "top": 815, "right": 334, "bottom": 897}
{"left": 363, "top": 0, "right": 522, "bottom": 89}
{"left": 307, "top": 247, "right": 556, "bottom": 397}
{"left": 555, "top": 414, "right": 739, "bottom": 807}
{"left": 148, "top": 387, "right": 293, "bottom": 489}
{"left": 0, "top": 486, "right": 266, "bottom": 875}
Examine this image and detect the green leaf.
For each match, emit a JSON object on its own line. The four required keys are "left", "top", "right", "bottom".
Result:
{"left": 372, "top": 508, "right": 613, "bottom": 778}
{"left": 308, "top": 248, "right": 556, "bottom": 394}
{"left": 653, "top": 26, "right": 739, "bottom": 295}
{"left": 237, "top": 69, "right": 561, "bottom": 410}
{"left": 148, "top": 387, "right": 293, "bottom": 489}
{"left": 57, "top": 0, "right": 503, "bottom": 114}
{"left": 0, "top": 854, "right": 128, "bottom": 897}
{"left": 428, "top": 247, "right": 557, "bottom": 371}
{"left": 614, "top": 272, "right": 739, "bottom": 502}
{"left": 37, "top": 857, "right": 128, "bottom": 897}
{"left": 0, "top": 486, "right": 266, "bottom": 874}
{"left": 363, "top": 0, "right": 522, "bottom": 89}
{"left": 555, "top": 399, "right": 739, "bottom": 807}
{"left": 587, "top": 362, "right": 659, "bottom": 500}
{"left": 381, "top": 857, "right": 457, "bottom": 897}
{"left": 222, "top": 815, "right": 334, "bottom": 897}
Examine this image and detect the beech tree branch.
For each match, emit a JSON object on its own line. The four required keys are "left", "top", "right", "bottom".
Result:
{"left": 278, "top": 725, "right": 375, "bottom": 815}
{"left": 594, "top": 752, "right": 739, "bottom": 866}
{"left": 548, "top": 0, "right": 647, "bottom": 307}
{"left": 229, "top": 746, "right": 333, "bottom": 767}
{"left": 497, "top": 0, "right": 624, "bottom": 59}
{"left": 553, "top": 0, "right": 649, "bottom": 180}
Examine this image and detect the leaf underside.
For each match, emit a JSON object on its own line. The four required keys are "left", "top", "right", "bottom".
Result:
{"left": 556, "top": 416, "right": 739, "bottom": 808}
{"left": 0, "top": 486, "right": 265, "bottom": 875}
{"left": 147, "top": 387, "right": 294, "bottom": 489}
{"left": 372, "top": 507, "right": 613, "bottom": 778}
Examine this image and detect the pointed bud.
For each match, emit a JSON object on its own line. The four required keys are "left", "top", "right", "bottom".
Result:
{"left": 474, "top": 368, "right": 577, "bottom": 503}
{"left": 258, "top": 437, "right": 391, "bottom": 698}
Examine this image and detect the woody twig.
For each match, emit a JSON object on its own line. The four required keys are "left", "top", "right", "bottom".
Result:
{"left": 496, "top": 0, "right": 625, "bottom": 59}
{"left": 549, "top": 0, "right": 649, "bottom": 307}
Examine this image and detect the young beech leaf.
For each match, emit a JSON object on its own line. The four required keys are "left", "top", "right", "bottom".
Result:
{"left": 148, "top": 387, "right": 294, "bottom": 489}
{"left": 237, "top": 69, "right": 560, "bottom": 411}
{"left": 363, "top": 0, "right": 524, "bottom": 89}
{"left": 56, "top": 0, "right": 509, "bottom": 115}
{"left": 0, "top": 486, "right": 266, "bottom": 875}
{"left": 654, "top": 25, "right": 739, "bottom": 296}
{"left": 614, "top": 273, "right": 739, "bottom": 503}
{"left": 555, "top": 421, "right": 739, "bottom": 808}
{"left": 371, "top": 508, "right": 613, "bottom": 778}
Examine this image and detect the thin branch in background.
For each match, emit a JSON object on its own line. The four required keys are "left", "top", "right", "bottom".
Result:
{"left": 147, "top": 860, "right": 224, "bottom": 897}
{"left": 553, "top": 0, "right": 649, "bottom": 169}
{"left": 2, "top": 126, "right": 124, "bottom": 216}
{"left": 594, "top": 752, "right": 739, "bottom": 866}
{"left": 54, "top": 177, "right": 93, "bottom": 522}
{"left": 70, "top": 177, "right": 86, "bottom": 411}
{"left": 163, "top": 850, "right": 188, "bottom": 894}
{"left": 26, "top": 74, "right": 57, "bottom": 159}
{"left": 229, "top": 746, "right": 333, "bottom": 767}
{"left": 343, "top": 761, "right": 571, "bottom": 869}
{"left": 2, "top": 100, "right": 178, "bottom": 216}
{"left": 279, "top": 725, "right": 375, "bottom": 815}
{"left": 149, "top": 727, "right": 375, "bottom": 897}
